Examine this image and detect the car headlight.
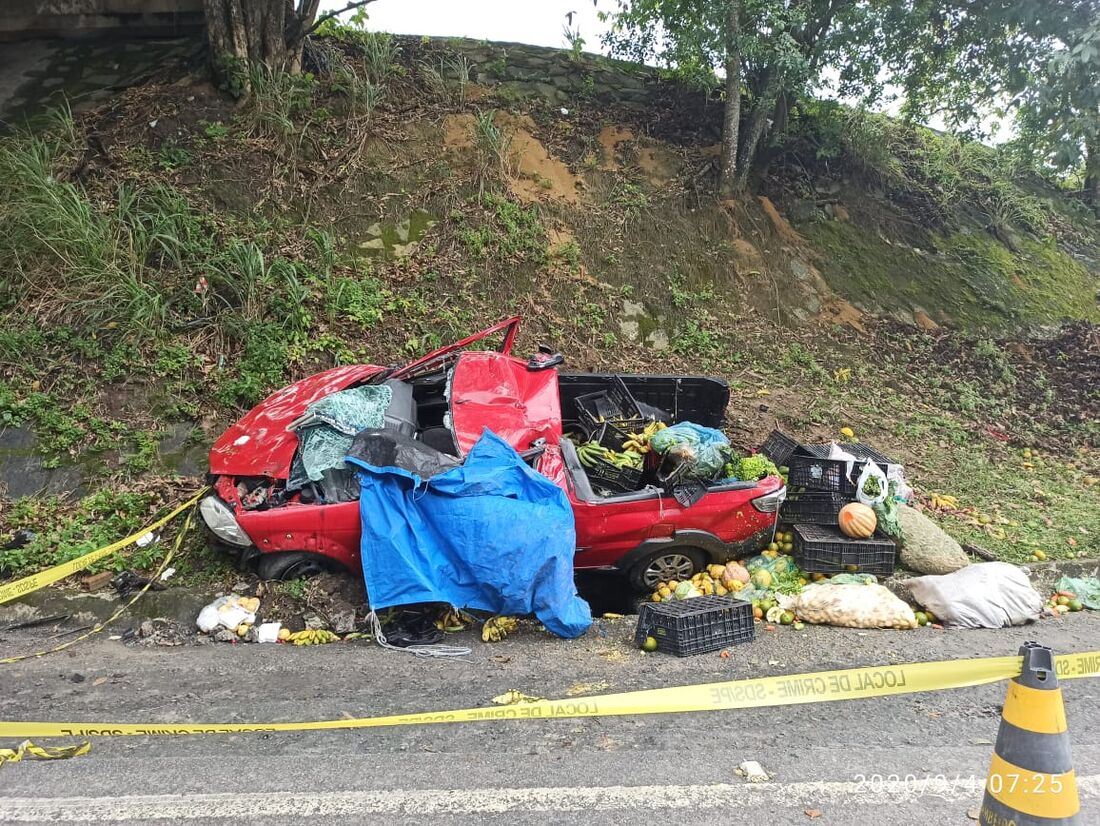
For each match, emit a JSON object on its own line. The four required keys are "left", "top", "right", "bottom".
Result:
{"left": 199, "top": 495, "right": 253, "bottom": 547}
{"left": 750, "top": 485, "right": 787, "bottom": 513}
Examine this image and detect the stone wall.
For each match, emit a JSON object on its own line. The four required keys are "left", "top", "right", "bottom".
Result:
{"left": 0, "top": 0, "right": 203, "bottom": 39}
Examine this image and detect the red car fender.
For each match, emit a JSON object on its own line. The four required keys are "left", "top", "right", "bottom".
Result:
{"left": 214, "top": 476, "right": 362, "bottom": 569}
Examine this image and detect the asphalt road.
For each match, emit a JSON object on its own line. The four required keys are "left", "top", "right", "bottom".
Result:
{"left": 1, "top": 612, "right": 1098, "bottom": 824}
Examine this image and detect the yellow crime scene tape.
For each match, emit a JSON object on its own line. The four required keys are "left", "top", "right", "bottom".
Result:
{"left": 2, "top": 650, "right": 1097, "bottom": 745}
{"left": 1, "top": 484, "right": 1097, "bottom": 769}
{"left": 0, "top": 509, "right": 197, "bottom": 666}
{"left": 0, "top": 487, "right": 207, "bottom": 607}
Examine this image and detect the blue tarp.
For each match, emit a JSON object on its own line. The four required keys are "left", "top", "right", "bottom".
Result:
{"left": 346, "top": 430, "right": 592, "bottom": 639}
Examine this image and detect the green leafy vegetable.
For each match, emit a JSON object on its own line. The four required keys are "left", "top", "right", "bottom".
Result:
{"left": 725, "top": 454, "right": 779, "bottom": 481}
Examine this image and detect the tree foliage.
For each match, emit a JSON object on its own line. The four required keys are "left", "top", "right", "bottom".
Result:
{"left": 602, "top": 0, "right": 899, "bottom": 195}
{"left": 886, "top": 1, "right": 1100, "bottom": 207}
{"left": 604, "top": 0, "right": 1099, "bottom": 210}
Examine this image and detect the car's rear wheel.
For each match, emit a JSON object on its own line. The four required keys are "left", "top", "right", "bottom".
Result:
{"left": 628, "top": 547, "right": 706, "bottom": 592}
{"left": 256, "top": 551, "right": 343, "bottom": 581}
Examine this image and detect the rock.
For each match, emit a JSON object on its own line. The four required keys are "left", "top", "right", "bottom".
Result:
{"left": 897, "top": 505, "right": 970, "bottom": 575}
{"left": 138, "top": 620, "right": 155, "bottom": 638}
{"left": 913, "top": 309, "right": 940, "bottom": 331}
{"left": 303, "top": 614, "right": 325, "bottom": 630}
{"left": 213, "top": 628, "right": 236, "bottom": 643}
{"left": 329, "top": 609, "right": 357, "bottom": 634}
{"left": 81, "top": 571, "right": 114, "bottom": 591}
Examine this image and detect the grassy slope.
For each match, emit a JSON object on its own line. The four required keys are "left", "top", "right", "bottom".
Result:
{"left": 0, "top": 34, "right": 1097, "bottom": 581}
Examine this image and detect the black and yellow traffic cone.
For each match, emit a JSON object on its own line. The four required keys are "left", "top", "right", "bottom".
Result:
{"left": 979, "top": 642, "right": 1079, "bottom": 825}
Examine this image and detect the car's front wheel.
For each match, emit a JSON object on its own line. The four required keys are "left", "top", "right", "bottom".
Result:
{"left": 627, "top": 547, "right": 706, "bottom": 592}
{"left": 256, "top": 551, "right": 344, "bottom": 581}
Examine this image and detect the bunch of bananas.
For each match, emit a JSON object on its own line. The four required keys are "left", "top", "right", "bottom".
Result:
{"left": 435, "top": 606, "right": 474, "bottom": 632}
{"left": 287, "top": 628, "right": 340, "bottom": 646}
{"left": 621, "top": 420, "right": 667, "bottom": 454}
{"left": 482, "top": 615, "right": 518, "bottom": 642}
{"left": 928, "top": 493, "right": 959, "bottom": 510}
{"left": 576, "top": 441, "right": 644, "bottom": 470}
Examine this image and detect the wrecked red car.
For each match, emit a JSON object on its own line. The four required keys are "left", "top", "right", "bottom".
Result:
{"left": 200, "top": 318, "right": 785, "bottom": 591}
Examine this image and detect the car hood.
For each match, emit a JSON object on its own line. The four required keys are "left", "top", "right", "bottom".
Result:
{"left": 210, "top": 364, "right": 385, "bottom": 478}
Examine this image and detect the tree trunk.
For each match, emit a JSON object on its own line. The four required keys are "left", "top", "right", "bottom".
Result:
{"left": 204, "top": 0, "right": 313, "bottom": 94}
{"left": 718, "top": 0, "right": 742, "bottom": 198}
{"left": 734, "top": 74, "right": 782, "bottom": 190}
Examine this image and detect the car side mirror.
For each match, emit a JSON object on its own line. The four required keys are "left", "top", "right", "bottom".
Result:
{"left": 527, "top": 345, "right": 564, "bottom": 371}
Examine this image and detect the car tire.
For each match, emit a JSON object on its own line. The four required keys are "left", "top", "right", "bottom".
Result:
{"left": 256, "top": 552, "right": 344, "bottom": 581}
{"left": 627, "top": 546, "right": 706, "bottom": 592}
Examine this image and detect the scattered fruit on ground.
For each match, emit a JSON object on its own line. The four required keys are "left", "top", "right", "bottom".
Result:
{"left": 482, "top": 615, "right": 518, "bottom": 642}
{"left": 751, "top": 569, "right": 773, "bottom": 589}
{"left": 642, "top": 636, "right": 658, "bottom": 652}
{"left": 287, "top": 629, "right": 339, "bottom": 646}
{"left": 435, "top": 606, "right": 474, "bottom": 632}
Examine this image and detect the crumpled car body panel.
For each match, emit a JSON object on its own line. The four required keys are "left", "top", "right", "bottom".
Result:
{"left": 449, "top": 351, "right": 561, "bottom": 456}
{"left": 209, "top": 364, "right": 386, "bottom": 478}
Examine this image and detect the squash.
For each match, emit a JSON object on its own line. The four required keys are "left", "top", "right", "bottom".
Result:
{"left": 751, "top": 569, "right": 773, "bottom": 589}
{"left": 721, "top": 562, "right": 750, "bottom": 590}
{"left": 838, "top": 502, "right": 877, "bottom": 538}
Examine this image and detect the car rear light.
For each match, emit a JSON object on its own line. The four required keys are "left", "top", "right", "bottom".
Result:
{"left": 750, "top": 486, "right": 786, "bottom": 513}
{"left": 199, "top": 495, "right": 253, "bottom": 547}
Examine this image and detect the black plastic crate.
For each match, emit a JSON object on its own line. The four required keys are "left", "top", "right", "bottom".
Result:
{"left": 593, "top": 421, "right": 647, "bottom": 451}
{"left": 781, "top": 490, "right": 850, "bottom": 525}
{"left": 786, "top": 454, "right": 855, "bottom": 494}
{"left": 760, "top": 429, "right": 801, "bottom": 467}
{"left": 558, "top": 373, "right": 730, "bottom": 429}
{"left": 793, "top": 524, "right": 896, "bottom": 577}
{"left": 585, "top": 458, "right": 643, "bottom": 495}
{"left": 787, "top": 443, "right": 895, "bottom": 496}
{"left": 575, "top": 375, "right": 643, "bottom": 426}
{"left": 634, "top": 595, "right": 755, "bottom": 657}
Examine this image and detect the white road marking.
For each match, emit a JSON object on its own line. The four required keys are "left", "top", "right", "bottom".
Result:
{"left": 1, "top": 776, "right": 1097, "bottom": 821}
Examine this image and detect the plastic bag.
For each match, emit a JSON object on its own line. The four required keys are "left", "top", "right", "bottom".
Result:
{"left": 196, "top": 594, "right": 258, "bottom": 632}
{"left": 906, "top": 563, "right": 1042, "bottom": 628}
{"left": 886, "top": 464, "right": 913, "bottom": 503}
{"left": 823, "top": 573, "right": 877, "bottom": 585}
{"left": 779, "top": 583, "right": 917, "bottom": 629}
{"left": 256, "top": 622, "right": 282, "bottom": 643}
{"left": 1053, "top": 576, "right": 1100, "bottom": 610}
{"left": 855, "top": 462, "right": 888, "bottom": 506}
{"left": 649, "top": 422, "right": 731, "bottom": 481}
{"left": 739, "top": 553, "right": 802, "bottom": 596}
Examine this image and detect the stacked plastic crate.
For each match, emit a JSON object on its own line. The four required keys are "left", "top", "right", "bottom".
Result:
{"left": 761, "top": 429, "right": 898, "bottom": 577}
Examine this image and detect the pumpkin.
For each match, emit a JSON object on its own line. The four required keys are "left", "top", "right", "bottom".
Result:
{"left": 838, "top": 502, "right": 877, "bottom": 538}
